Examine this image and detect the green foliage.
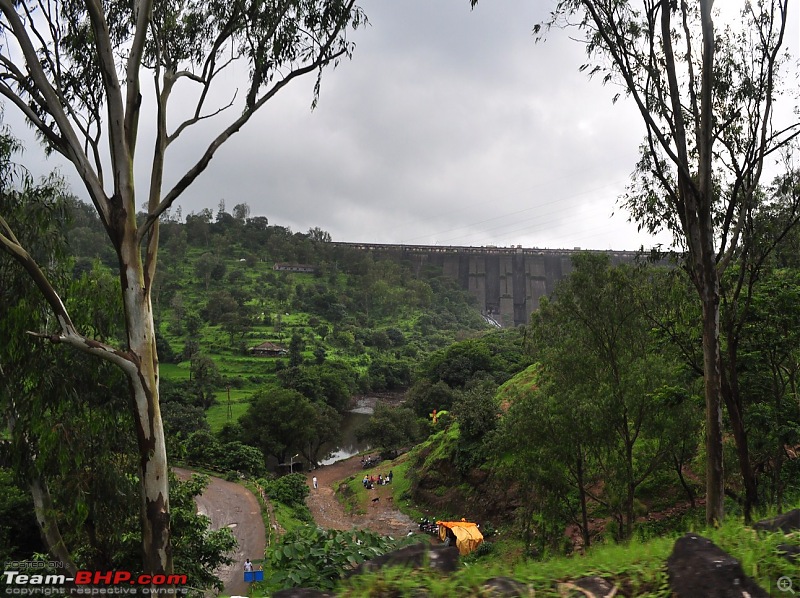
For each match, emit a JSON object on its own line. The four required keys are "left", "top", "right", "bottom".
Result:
{"left": 410, "top": 328, "right": 532, "bottom": 417}
{"left": 277, "top": 362, "right": 358, "bottom": 413}
{"left": 356, "top": 403, "right": 423, "bottom": 456}
{"left": 240, "top": 388, "right": 317, "bottom": 463}
{"left": 452, "top": 384, "right": 499, "bottom": 474}
{"left": 0, "top": 469, "right": 42, "bottom": 561}
{"left": 264, "top": 473, "right": 309, "bottom": 507}
{"left": 161, "top": 401, "right": 210, "bottom": 441}
{"left": 367, "top": 353, "right": 413, "bottom": 391}
{"left": 407, "top": 380, "right": 459, "bottom": 419}
{"left": 262, "top": 473, "right": 313, "bottom": 525}
{"left": 183, "top": 430, "right": 265, "bottom": 476}
{"left": 424, "top": 342, "right": 494, "bottom": 388}
{"left": 264, "top": 526, "right": 410, "bottom": 592}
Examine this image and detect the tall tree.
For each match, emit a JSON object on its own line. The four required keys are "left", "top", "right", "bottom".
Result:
{"left": 500, "top": 0, "right": 799, "bottom": 525}
{"left": 529, "top": 254, "right": 691, "bottom": 540}
{"left": 0, "top": 0, "right": 365, "bottom": 575}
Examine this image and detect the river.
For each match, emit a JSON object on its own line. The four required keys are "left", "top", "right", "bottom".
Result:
{"left": 318, "top": 409, "right": 372, "bottom": 466}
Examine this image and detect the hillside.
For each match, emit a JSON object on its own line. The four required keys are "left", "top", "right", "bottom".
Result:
{"left": 63, "top": 199, "right": 493, "bottom": 430}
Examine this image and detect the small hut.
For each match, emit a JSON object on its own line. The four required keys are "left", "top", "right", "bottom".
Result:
{"left": 249, "top": 341, "right": 287, "bottom": 357}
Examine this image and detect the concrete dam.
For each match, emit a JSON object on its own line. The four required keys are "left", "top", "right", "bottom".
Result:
{"left": 331, "top": 243, "right": 644, "bottom": 327}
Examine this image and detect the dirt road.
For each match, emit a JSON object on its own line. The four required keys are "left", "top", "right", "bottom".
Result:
{"left": 305, "top": 456, "right": 416, "bottom": 537}
{"left": 174, "top": 456, "right": 414, "bottom": 596}
{"left": 173, "top": 468, "right": 265, "bottom": 597}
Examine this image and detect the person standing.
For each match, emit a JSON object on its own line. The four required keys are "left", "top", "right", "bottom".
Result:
{"left": 244, "top": 559, "right": 253, "bottom": 572}
{"left": 312, "top": 476, "right": 318, "bottom": 490}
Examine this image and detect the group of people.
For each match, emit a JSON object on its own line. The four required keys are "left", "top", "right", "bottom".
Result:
{"left": 362, "top": 470, "right": 393, "bottom": 490}
{"left": 361, "top": 454, "right": 381, "bottom": 467}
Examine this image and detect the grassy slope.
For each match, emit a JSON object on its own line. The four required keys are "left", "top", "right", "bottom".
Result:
{"left": 336, "top": 518, "right": 796, "bottom": 597}
{"left": 333, "top": 444, "right": 798, "bottom": 597}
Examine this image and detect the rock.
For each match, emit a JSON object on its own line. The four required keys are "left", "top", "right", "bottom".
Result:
{"left": 350, "top": 542, "right": 460, "bottom": 576}
{"left": 666, "top": 533, "right": 768, "bottom": 597}
{"left": 557, "top": 576, "right": 617, "bottom": 597}
{"left": 271, "top": 590, "right": 335, "bottom": 598}
{"left": 753, "top": 509, "right": 800, "bottom": 534}
{"left": 480, "top": 577, "right": 532, "bottom": 597}
{"left": 777, "top": 544, "right": 800, "bottom": 564}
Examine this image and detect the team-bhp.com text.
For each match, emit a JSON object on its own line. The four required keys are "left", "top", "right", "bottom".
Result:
{"left": 3, "top": 570, "right": 188, "bottom": 595}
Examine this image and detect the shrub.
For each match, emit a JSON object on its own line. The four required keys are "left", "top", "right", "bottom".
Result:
{"left": 264, "top": 527, "right": 411, "bottom": 592}
{"left": 265, "top": 473, "right": 309, "bottom": 506}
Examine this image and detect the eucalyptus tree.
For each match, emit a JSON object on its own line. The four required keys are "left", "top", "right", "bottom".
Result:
{"left": 486, "top": 0, "right": 799, "bottom": 524}
{"left": 0, "top": 0, "right": 365, "bottom": 575}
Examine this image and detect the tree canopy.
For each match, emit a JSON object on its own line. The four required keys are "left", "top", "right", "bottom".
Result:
{"left": 476, "top": 0, "right": 800, "bottom": 525}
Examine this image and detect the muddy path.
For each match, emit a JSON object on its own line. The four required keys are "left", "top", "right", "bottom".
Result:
{"left": 304, "top": 456, "right": 416, "bottom": 537}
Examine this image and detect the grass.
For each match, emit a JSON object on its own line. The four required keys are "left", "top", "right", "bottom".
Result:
{"left": 270, "top": 502, "right": 310, "bottom": 534}
{"left": 205, "top": 400, "right": 249, "bottom": 432}
{"left": 159, "top": 362, "right": 191, "bottom": 380}
{"left": 332, "top": 511, "right": 800, "bottom": 597}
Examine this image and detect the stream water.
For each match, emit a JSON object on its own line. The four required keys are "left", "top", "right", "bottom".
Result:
{"left": 318, "top": 409, "right": 372, "bottom": 466}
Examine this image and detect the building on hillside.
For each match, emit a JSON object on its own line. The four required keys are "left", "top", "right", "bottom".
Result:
{"left": 249, "top": 342, "right": 287, "bottom": 357}
{"left": 273, "top": 263, "right": 316, "bottom": 273}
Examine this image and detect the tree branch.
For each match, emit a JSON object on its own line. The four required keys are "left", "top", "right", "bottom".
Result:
{"left": 138, "top": 47, "right": 346, "bottom": 243}
{"left": 0, "top": 217, "right": 135, "bottom": 372}
{"left": 0, "top": 0, "right": 110, "bottom": 227}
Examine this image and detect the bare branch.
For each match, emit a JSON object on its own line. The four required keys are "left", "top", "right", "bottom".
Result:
{"left": 167, "top": 90, "right": 237, "bottom": 145}
{"left": 138, "top": 43, "right": 348, "bottom": 242}
{"left": 124, "top": 0, "right": 155, "bottom": 156}
{"left": 0, "top": 0, "right": 110, "bottom": 226}
{"left": 83, "top": 0, "right": 130, "bottom": 207}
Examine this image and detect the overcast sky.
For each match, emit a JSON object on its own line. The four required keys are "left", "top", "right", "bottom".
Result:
{"left": 13, "top": 1, "right": 800, "bottom": 251}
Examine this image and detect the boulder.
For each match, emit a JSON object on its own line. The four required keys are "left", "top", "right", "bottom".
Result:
{"left": 667, "top": 533, "right": 768, "bottom": 597}
{"left": 350, "top": 542, "right": 460, "bottom": 576}
{"left": 777, "top": 544, "right": 800, "bottom": 564}
{"left": 480, "top": 577, "right": 532, "bottom": 597}
{"left": 753, "top": 509, "right": 800, "bottom": 534}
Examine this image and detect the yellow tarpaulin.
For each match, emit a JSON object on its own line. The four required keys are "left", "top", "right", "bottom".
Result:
{"left": 436, "top": 520, "right": 484, "bottom": 555}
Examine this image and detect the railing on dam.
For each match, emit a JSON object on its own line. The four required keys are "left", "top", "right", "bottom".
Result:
{"left": 329, "top": 241, "right": 643, "bottom": 260}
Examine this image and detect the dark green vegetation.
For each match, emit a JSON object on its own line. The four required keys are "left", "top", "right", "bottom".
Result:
{"left": 51, "top": 196, "right": 491, "bottom": 471}
{"left": 4, "top": 177, "right": 800, "bottom": 597}
{"left": 0, "top": 193, "right": 491, "bottom": 574}
{"left": 399, "top": 252, "right": 800, "bottom": 549}
{"left": 5, "top": 184, "right": 800, "bottom": 595}
{"left": 328, "top": 250, "right": 800, "bottom": 595}
{"left": 522, "top": 0, "right": 800, "bottom": 529}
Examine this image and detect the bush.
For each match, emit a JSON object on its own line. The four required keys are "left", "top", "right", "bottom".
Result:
{"left": 220, "top": 441, "right": 266, "bottom": 477}
{"left": 265, "top": 473, "right": 309, "bottom": 506}
{"left": 184, "top": 430, "right": 224, "bottom": 468}
{"left": 264, "top": 527, "right": 411, "bottom": 592}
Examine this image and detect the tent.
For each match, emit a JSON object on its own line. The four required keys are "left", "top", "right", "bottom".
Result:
{"left": 436, "top": 520, "right": 484, "bottom": 555}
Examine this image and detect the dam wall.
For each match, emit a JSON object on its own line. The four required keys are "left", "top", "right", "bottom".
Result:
{"left": 330, "top": 243, "right": 643, "bottom": 327}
